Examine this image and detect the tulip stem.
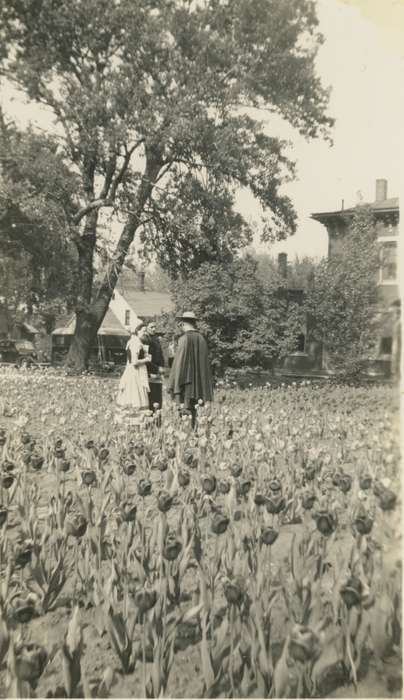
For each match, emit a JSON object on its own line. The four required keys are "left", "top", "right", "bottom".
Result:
{"left": 142, "top": 619, "right": 147, "bottom": 698}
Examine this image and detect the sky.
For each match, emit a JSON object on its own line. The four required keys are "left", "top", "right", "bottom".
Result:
{"left": 2, "top": 0, "right": 404, "bottom": 262}
{"left": 238, "top": 0, "right": 404, "bottom": 259}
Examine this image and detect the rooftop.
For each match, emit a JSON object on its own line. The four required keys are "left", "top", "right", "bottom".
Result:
{"left": 116, "top": 271, "right": 173, "bottom": 317}
{"left": 312, "top": 197, "right": 399, "bottom": 222}
{"left": 53, "top": 308, "right": 129, "bottom": 336}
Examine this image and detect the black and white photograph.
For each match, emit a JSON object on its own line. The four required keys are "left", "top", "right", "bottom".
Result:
{"left": 0, "top": 0, "right": 402, "bottom": 698}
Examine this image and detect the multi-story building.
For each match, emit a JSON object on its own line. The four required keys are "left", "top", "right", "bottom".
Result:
{"left": 311, "top": 179, "right": 400, "bottom": 372}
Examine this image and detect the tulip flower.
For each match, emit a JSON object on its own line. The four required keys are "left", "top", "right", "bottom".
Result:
{"left": 121, "top": 502, "right": 137, "bottom": 523}
{"left": 254, "top": 493, "right": 267, "bottom": 506}
{"left": 133, "top": 588, "right": 157, "bottom": 613}
{"left": 313, "top": 510, "right": 337, "bottom": 537}
{"left": 157, "top": 490, "right": 174, "bottom": 512}
{"left": 340, "top": 576, "right": 364, "bottom": 609}
{"left": 218, "top": 480, "right": 231, "bottom": 495}
{"left": 359, "top": 474, "right": 372, "bottom": 490}
{"left": 266, "top": 493, "right": 286, "bottom": 515}
{"left": 260, "top": 526, "right": 279, "bottom": 546}
{"left": 268, "top": 478, "right": 282, "bottom": 493}
{"left": 2, "top": 474, "right": 14, "bottom": 489}
{"left": 178, "top": 469, "right": 191, "bottom": 487}
{"left": 211, "top": 512, "right": 229, "bottom": 535}
{"left": 338, "top": 474, "right": 352, "bottom": 494}
{"left": 223, "top": 578, "right": 244, "bottom": 606}
{"left": 163, "top": 535, "right": 182, "bottom": 561}
{"left": 302, "top": 493, "right": 316, "bottom": 510}
{"left": 353, "top": 512, "right": 373, "bottom": 536}
{"left": 14, "top": 642, "right": 47, "bottom": 688}
{"left": 81, "top": 469, "right": 96, "bottom": 486}
{"left": 288, "top": 624, "right": 321, "bottom": 663}
{"left": 31, "top": 454, "right": 44, "bottom": 470}
{"left": 122, "top": 462, "right": 136, "bottom": 476}
{"left": 65, "top": 513, "right": 88, "bottom": 539}
{"left": 137, "top": 479, "right": 152, "bottom": 497}
{"left": 230, "top": 463, "right": 242, "bottom": 478}
{"left": 201, "top": 475, "right": 217, "bottom": 494}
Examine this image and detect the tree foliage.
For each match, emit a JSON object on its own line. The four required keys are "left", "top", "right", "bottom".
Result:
{"left": 0, "top": 0, "right": 333, "bottom": 368}
{"left": 304, "top": 205, "right": 380, "bottom": 373}
{"left": 169, "top": 256, "right": 305, "bottom": 372}
{"left": 0, "top": 114, "right": 78, "bottom": 329}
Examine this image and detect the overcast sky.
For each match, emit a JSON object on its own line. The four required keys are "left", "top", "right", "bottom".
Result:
{"left": 240, "top": 0, "right": 404, "bottom": 259}
{"left": 2, "top": 0, "right": 403, "bottom": 261}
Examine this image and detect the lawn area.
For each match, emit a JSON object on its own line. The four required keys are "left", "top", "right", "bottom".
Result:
{"left": 0, "top": 367, "right": 401, "bottom": 698}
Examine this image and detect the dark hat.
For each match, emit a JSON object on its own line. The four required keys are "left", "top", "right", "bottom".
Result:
{"left": 177, "top": 311, "right": 197, "bottom": 322}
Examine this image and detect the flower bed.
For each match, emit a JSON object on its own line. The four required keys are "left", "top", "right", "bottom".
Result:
{"left": 0, "top": 368, "right": 401, "bottom": 698}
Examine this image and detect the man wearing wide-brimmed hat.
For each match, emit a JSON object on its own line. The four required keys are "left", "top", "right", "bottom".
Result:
{"left": 167, "top": 311, "right": 213, "bottom": 428}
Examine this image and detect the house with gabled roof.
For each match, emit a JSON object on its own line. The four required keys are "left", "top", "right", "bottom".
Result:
{"left": 51, "top": 270, "right": 173, "bottom": 364}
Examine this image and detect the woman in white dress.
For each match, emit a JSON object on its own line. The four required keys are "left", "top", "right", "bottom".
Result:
{"left": 115, "top": 321, "right": 152, "bottom": 425}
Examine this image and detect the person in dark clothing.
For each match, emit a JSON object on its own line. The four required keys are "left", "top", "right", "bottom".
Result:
{"left": 144, "top": 322, "right": 165, "bottom": 420}
{"left": 167, "top": 311, "right": 213, "bottom": 428}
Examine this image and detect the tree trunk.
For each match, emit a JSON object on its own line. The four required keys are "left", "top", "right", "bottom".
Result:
{"left": 65, "top": 158, "right": 160, "bottom": 371}
{"left": 65, "top": 212, "right": 98, "bottom": 371}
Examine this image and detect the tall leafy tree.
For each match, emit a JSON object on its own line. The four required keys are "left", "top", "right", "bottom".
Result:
{"left": 0, "top": 0, "right": 333, "bottom": 369}
{"left": 0, "top": 115, "right": 78, "bottom": 330}
{"left": 305, "top": 205, "right": 380, "bottom": 374}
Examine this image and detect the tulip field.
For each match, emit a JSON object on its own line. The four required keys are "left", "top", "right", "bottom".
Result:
{"left": 0, "top": 367, "right": 401, "bottom": 698}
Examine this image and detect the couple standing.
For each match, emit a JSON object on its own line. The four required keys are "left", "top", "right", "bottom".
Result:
{"left": 116, "top": 312, "right": 213, "bottom": 427}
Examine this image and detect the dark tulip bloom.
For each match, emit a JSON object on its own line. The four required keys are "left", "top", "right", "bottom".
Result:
{"left": 0, "top": 435, "right": 6, "bottom": 446}
{"left": 134, "top": 588, "right": 157, "bottom": 613}
{"left": 266, "top": 493, "right": 286, "bottom": 515}
{"left": 313, "top": 510, "right": 337, "bottom": 537}
{"left": 359, "top": 474, "right": 372, "bottom": 490}
{"left": 178, "top": 470, "right": 191, "bottom": 487}
{"left": 133, "top": 444, "right": 145, "bottom": 457}
{"left": 138, "top": 479, "right": 152, "bottom": 497}
{"left": 304, "top": 465, "right": 316, "bottom": 482}
{"left": 99, "top": 447, "right": 110, "bottom": 462}
{"left": 340, "top": 576, "right": 363, "bottom": 609}
{"left": 230, "top": 463, "right": 242, "bottom": 478}
{"left": 81, "top": 470, "right": 96, "bottom": 486}
{"left": 54, "top": 438, "right": 63, "bottom": 449}
{"left": 339, "top": 474, "right": 352, "bottom": 494}
{"left": 268, "top": 478, "right": 282, "bottom": 493}
{"left": 59, "top": 459, "right": 70, "bottom": 473}
{"left": 21, "top": 433, "right": 31, "bottom": 445}
{"left": 211, "top": 512, "right": 229, "bottom": 535}
{"left": 288, "top": 625, "right": 320, "bottom": 663}
{"left": 201, "top": 475, "right": 216, "bottom": 494}
{"left": 65, "top": 514, "right": 88, "bottom": 539}
{"left": 218, "top": 480, "right": 231, "bottom": 495}
{"left": 84, "top": 440, "right": 95, "bottom": 449}
{"left": 122, "top": 503, "right": 137, "bottom": 523}
{"left": 31, "top": 454, "right": 44, "bottom": 471}
{"left": 123, "top": 462, "right": 136, "bottom": 476}
{"left": 377, "top": 487, "right": 397, "bottom": 512}
{"left": 2, "top": 460, "right": 15, "bottom": 473}
{"left": 2, "top": 474, "right": 14, "bottom": 489}
{"left": 167, "top": 447, "right": 176, "bottom": 460}
{"left": 0, "top": 506, "right": 8, "bottom": 527}
{"left": 163, "top": 536, "right": 182, "bottom": 561}
{"left": 11, "top": 596, "right": 37, "bottom": 624}
{"left": 353, "top": 513, "right": 373, "bottom": 535}
{"left": 234, "top": 509, "right": 244, "bottom": 521}
{"left": 54, "top": 448, "right": 65, "bottom": 459}
{"left": 237, "top": 479, "right": 252, "bottom": 496}
{"left": 15, "top": 545, "right": 33, "bottom": 568}
{"left": 223, "top": 580, "right": 244, "bottom": 606}
{"left": 332, "top": 471, "right": 341, "bottom": 487}
{"left": 157, "top": 490, "right": 173, "bottom": 512}
{"left": 260, "top": 526, "right": 279, "bottom": 546}
{"left": 14, "top": 643, "right": 47, "bottom": 687}
{"left": 184, "top": 449, "right": 198, "bottom": 469}
{"left": 302, "top": 493, "right": 316, "bottom": 510}
{"left": 254, "top": 493, "right": 267, "bottom": 506}
{"left": 154, "top": 458, "right": 168, "bottom": 472}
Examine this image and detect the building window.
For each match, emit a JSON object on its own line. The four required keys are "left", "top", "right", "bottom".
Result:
{"left": 380, "top": 337, "right": 393, "bottom": 355}
{"left": 125, "top": 310, "right": 130, "bottom": 326}
{"left": 379, "top": 241, "right": 397, "bottom": 283}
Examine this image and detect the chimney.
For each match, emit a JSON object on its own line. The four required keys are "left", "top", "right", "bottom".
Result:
{"left": 375, "top": 179, "right": 388, "bottom": 202}
{"left": 278, "top": 252, "right": 287, "bottom": 279}
{"left": 139, "top": 270, "right": 145, "bottom": 292}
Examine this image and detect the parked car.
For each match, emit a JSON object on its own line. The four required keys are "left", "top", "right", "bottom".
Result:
{"left": 0, "top": 339, "right": 38, "bottom": 366}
